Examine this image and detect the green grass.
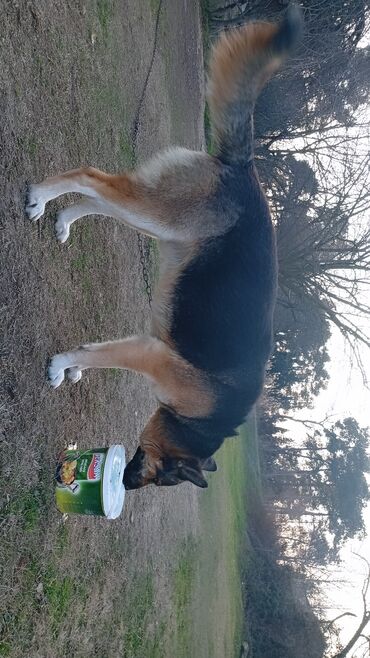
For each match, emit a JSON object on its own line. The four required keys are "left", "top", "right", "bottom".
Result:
{"left": 71, "top": 253, "right": 89, "bottom": 272}
{"left": 204, "top": 102, "right": 217, "bottom": 156}
{"left": 173, "top": 539, "right": 197, "bottom": 657}
{"left": 97, "top": 0, "right": 113, "bottom": 41}
{"left": 106, "top": 420, "right": 260, "bottom": 658}
{"left": 1, "top": 477, "right": 49, "bottom": 531}
{"left": 148, "top": 0, "right": 161, "bottom": 15}
{"left": 171, "top": 415, "right": 260, "bottom": 658}
{"left": 43, "top": 565, "right": 87, "bottom": 636}
{"left": 0, "top": 642, "right": 11, "bottom": 657}
{"left": 105, "top": 569, "right": 166, "bottom": 658}
{"left": 5, "top": 490, "right": 42, "bottom": 530}
{"left": 123, "top": 573, "right": 155, "bottom": 656}
{"left": 119, "top": 128, "right": 136, "bottom": 168}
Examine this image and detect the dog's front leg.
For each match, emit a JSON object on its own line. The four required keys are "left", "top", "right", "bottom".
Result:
{"left": 48, "top": 336, "right": 169, "bottom": 389}
{"left": 48, "top": 336, "right": 214, "bottom": 419}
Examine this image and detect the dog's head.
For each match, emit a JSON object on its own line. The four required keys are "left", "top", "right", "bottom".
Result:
{"left": 123, "top": 409, "right": 217, "bottom": 490}
{"left": 123, "top": 446, "right": 217, "bottom": 489}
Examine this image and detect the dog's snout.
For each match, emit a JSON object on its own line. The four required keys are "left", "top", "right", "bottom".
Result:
{"left": 123, "top": 468, "right": 143, "bottom": 490}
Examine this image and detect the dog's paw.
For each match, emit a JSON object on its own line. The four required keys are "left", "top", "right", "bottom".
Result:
{"left": 55, "top": 213, "right": 70, "bottom": 243}
{"left": 48, "top": 353, "right": 73, "bottom": 389}
{"left": 66, "top": 367, "right": 82, "bottom": 384}
{"left": 25, "top": 183, "right": 46, "bottom": 222}
{"left": 48, "top": 354, "right": 83, "bottom": 388}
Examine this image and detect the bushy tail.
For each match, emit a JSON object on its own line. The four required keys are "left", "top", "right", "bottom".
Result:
{"left": 207, "top": 5, "right": 303, "bottom": 165}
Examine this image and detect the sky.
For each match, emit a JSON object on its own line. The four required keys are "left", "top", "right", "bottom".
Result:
{"left": 291, "top": 325, "right": 370, "bottom": 653}
{"left": 281, "top": 30, "right": 370, "bottom": 650}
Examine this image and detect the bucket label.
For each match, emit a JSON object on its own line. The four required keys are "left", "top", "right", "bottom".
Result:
{"left": 55, "top": 448, "right": 108, "bottom": 516}
{"left": 87, "top": 453, "right": 104, "bottom": 481}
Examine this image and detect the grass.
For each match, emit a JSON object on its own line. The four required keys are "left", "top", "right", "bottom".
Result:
{"left": 173, "top": 539, "right": 197, "bottom": 657}
{"left": 43, "top": 565, "right": 87, "bottom": 637}
{"left": 3, "top": 488, "right": 44, "bottom": 530}
{"left": 119, "top": 128, "right": 136, "bottom": 168}
{"left": 204, "top": 102, "right": 217, "bottom": 155}
{"left": 122, "top": 573, "right": 155, "bottom": 657}
{"left": 148, "top": 0, "right": 161, "bottom": 15}
{"left": 90, "top": 420, "right": 260, "bottom": 658}
{"left": 169, "top": 415, "right": 260, "bottom": 658}
{"left": 104, "top": 569, "right": 167, "bottom": 658}
{"left": 97, "top": 0, "right": 113, "bottom": 41}
{"left": 199, "top": 0, "right": 212, "bottom": 62}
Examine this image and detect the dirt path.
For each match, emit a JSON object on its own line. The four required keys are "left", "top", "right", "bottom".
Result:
{"left": 0, "top": 2, "right": 208, "bottom": 656}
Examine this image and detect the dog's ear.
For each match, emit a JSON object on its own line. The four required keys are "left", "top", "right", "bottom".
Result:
{"left": 178, "top": 461, "right": 208, "bottom": 488}
{"left": 201, "top": 457, "right": 217, "bottom": 472}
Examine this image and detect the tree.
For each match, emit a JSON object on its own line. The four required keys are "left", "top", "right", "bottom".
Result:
{"left": 263, "top": 417, "right": 370, "bottom": 564}
{"left": 308, "top": 418, "right": 370, "bottom": 550}
{"left": 269, "top": 322, "right": 330, "bottom": 411}
{"left": 330, "top": 555, "right": 370, "bottom": 658}
{"left": 274, "top": 149, "right": 370, "bottom": 369}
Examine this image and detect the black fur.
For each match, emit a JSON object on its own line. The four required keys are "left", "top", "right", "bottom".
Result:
{"left": 168, "top": 161, "right": 277, "bottom": 457}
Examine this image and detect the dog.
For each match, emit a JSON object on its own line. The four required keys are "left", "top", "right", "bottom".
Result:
{"left": 26, "top": 6, "right": 302, "bottom": 490}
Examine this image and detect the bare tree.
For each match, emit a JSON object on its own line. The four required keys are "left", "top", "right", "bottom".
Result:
{"left": 331, "top": 555, "right": 370, "bottom": 658}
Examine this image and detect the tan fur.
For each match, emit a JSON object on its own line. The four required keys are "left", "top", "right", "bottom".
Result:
{"left": 208, "top": 22, "right": 282, "bottom": 148}
{"left": 141, "top": 409, "right": 190, "bottom": 462}
{"left": 151, "top": 240, "right": 200, "bottom": 341}
{"left": 70, "top": 337, "right": 214, "bottom": 418}
{"left": 133, "top": 409, "right": 194, "bottom": 487}
{"left": 35, "top": 151, "right": 223, "bottom": 241}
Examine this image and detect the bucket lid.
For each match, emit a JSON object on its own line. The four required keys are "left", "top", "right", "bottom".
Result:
{"left": 102, "top": 445, "right": 126, "bottom": 519}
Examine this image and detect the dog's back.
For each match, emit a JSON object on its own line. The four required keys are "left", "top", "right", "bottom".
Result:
{"left": 170, "top": 162, "right": 276, "bottom": 377}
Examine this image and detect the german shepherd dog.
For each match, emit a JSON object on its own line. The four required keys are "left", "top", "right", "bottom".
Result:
{"left": 26, "top": 6, "right": 302, "bottom": 490}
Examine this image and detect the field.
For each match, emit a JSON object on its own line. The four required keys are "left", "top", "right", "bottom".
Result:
{"left": 0, "top": 2, "right": 260, "bottom": 657}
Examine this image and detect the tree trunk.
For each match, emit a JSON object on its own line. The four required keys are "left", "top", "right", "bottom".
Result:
{"left": 332, "top": 613, "right": 370, "bottom": 657}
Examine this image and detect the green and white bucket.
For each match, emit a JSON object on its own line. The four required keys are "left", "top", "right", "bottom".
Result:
{"left": 55, "top": 445, "right": 126, "bottom": 519}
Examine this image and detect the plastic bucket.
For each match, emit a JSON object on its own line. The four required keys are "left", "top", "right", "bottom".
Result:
{"left": 55, "top": 445, "right": 126, "bottom": 519}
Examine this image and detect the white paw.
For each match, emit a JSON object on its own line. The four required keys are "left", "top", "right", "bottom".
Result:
{"left": 48, "top": 353, "right": 74, "bottom": 389}
{"left": 25, "top": 184, "right": 46, "bottom": 222}
{"left": 67, "top": 367, "right": 82, "bottom": 384}
{"left": 55, "top": 214, "right": 70, "bottom": 243}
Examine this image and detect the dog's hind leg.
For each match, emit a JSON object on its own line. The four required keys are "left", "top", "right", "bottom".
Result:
{"left": 54, "top": 199, "right": 107, "bottom": 243}
{"left": 26, "top": 149, "right": 225, "bottom": 243}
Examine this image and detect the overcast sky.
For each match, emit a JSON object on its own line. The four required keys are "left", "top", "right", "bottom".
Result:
{"left": 292, "top": 325, "right": 370, "bottom": 652}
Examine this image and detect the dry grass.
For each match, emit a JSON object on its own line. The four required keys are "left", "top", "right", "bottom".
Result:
{"left": 0, "top": 1, "right": 205, "bottom": 656}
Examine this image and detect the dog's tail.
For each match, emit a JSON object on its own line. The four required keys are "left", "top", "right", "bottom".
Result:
{"left": 207, "top": 5, "right": 303, "bottom": 165}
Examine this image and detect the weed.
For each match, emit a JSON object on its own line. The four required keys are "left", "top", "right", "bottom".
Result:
{"left": 106, "top": 367, "right": 121, "bottom": 380}
{"left": 122, "top": 572, "right": 155, "bottom": 657}
{"left": 149, "top": 0, "right": 161, "bottom": 15}
{"left": 71, "top": 253, "right": 88, "bottom": 272}
{"left": 97, "top": 0, "right": 113, "bottom": 41}
{"left": 0, "top": 642, "right": 11, "bottom": 657}
{"left": 43, "top": 565, "right": 87, "bottom": 636}
{"left": 119, "top": 129, "right": 136, "bottom": 168}
{"left": 2, "top": 485, "right": 47, "bottom": 531}
{"left": 173, "top": 539, "right": 197, "bottom": 657}
{"left": 27, "top": 138, "right": 38, "bottom": 157}
{"left": 55, "top": 522, "right": 69, "bottom": 555}
{"left": 16, "top": 135, "right": 38, "bottom": 158}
